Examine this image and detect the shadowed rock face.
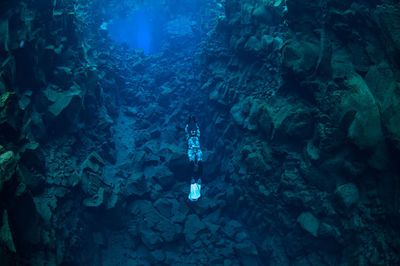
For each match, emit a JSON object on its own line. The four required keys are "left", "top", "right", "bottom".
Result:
{"left": 1, "top": 0, "right": 400, "bottom": 265}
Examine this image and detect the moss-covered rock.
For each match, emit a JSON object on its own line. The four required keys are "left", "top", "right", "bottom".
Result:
{"left": 341, "top": 73, "right": 383, "bottom": 149}
{"left": 0, "top": 150, "right": 17, "bottom": 191}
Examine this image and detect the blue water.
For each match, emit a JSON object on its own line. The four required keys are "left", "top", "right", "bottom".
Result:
{"left": 108, "top": 10, "right": 155, "bottom": 54}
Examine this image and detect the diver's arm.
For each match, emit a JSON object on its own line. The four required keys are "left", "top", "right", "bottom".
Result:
{"left": 196, "top": 124, "right": 200, "bottom": 137}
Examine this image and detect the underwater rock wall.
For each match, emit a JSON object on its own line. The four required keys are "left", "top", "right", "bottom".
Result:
{"left": 281, "top": 1, "right": 400, "bottom": 262}
{"left": 200, "top": 0, "right": 400, "bottom": 264}
{"left": 0, "top": 0, "right": 116, "bottom": 264}
{"left": 1, "top": 0, "right": 400, "bottom": 265}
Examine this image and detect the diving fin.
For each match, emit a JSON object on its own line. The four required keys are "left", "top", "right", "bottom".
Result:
{"left": 188, "top": 183, "right": 201, "bottom": 201}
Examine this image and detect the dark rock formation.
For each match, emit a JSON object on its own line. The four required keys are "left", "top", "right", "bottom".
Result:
{"left": 1, "top": 0, "right": 400, "bottom": 265}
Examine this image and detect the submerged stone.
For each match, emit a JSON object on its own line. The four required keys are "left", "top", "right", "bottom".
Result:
{"left": 0, "top": 150, "right": 17, "bottom": 191}
{"left": 0, "top": 210, "right": 16, "bottom": 253}
{"left": 122, "top": 172, "right": 148, "bottom": 197}
{"left": 83, "top": 187, "right": 105, "bottom": 207}
{"left": 341, "top": 73, "right": 383, "bottom": 149}
{"left": 297, "top": 212, "right": 320, "bottom": 237}
{"left": 335, "top": 183, "right": 359, "bottom": 209}
{"left": 48, "top": 90, "right": 82, "bottom": 118}
{"left": 184, "top": 214, "right": 206, "bottom": 243}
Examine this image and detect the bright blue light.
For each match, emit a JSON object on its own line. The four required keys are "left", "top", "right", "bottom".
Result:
{"left": 108, "top": 10, "right": 153, "bottom": 54}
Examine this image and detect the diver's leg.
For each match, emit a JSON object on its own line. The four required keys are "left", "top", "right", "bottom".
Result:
{"left": 197, "top": 160, "right": 203, "bottom": 176}
{"left": 188, "top": 149, "right": 195, "bottom": 175}
{"left": 190, "top": 161, "right": 196, "bottom": 178}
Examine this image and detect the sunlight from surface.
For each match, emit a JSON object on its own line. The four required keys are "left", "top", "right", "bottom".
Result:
{"left": 108, "top": 10, "right": 155, "bottom": 54}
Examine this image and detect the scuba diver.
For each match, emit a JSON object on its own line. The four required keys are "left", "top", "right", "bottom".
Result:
{"left": 185, "top": 116, "right": 203, "bottom": 201}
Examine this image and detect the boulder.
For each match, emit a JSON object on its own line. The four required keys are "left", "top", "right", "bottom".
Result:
{"left": 140, "top": 227, "right": 163, "bottom": 250}
{"left": 297, "top": 212, "right": 320, "bottom": 237}
{"left": 33, "top": 193, "right": 58, "bottom": 224}
{"left": 307, "top": 167, "right": 338, "bottom": 192}
{"left": 183, "top": 214, "right": 206, "bottom": 243}
{"left": 335, "top": 183, "right": 359, "bottom": 209}
{"left": 80, "top": 152, "right": 105, "bottom": 176}
{"left": 222, "top": 220, "right": 242, "bottom": 239}
{"left": 155, "top": 219, "right": 182, "bottom": 242}
{"left": 0, "top": 210, "right": 16, "bottom": 253}
{"left": 0, "top": 92, "right": 20, "bottom": 141}
{"left": 243, "top": 36, "right": 263, "bottom": 54}
{"left": 305, "top": 141, "right": 320, "bottom": 161}
{"left": 30, "top": 111, "right": 46, "bottom": 140}
{"left": 235, "top": 239, "right": 259, "bottom": 265}
{"left": 0, "top": 150, "right": 17, "bottom": 191}
{"left": 253, "top": 4, "right": 280, "bottom": 25}
{"left": 78, "top": 152, "right": 113, "bottom": 208}
{"left": 365, "top": 63, "right": 400, "bottom": 151}
{"left": 167, "top": 145, "right": 187, "bottom": 176}
{"left": 318, "top": 222, "right": 342, "bottom": 243}
{"left": 52, "top": 66, "right": 72, "bottom": 87}
{"left": 282, "top": 39, "right": 319, "bottom": 78}
{"left": 18, "top": 93, "right": 31, "bottom": 111}
{"left": 261, "top": 35, "right": 274, "bottom": 52}
{"left": 331, "top": 49, "right": 354, "bottom": 82}
{"left": 280, "top": 107, "right": 313, "bottom": 140}
{"left": 83, "top": 187, "right": 105, "bottom": 207}
{"left": 244, "top": 151, "right": 272, "bottom": 175}
{"left": 42, "top": 86, "right": 83, "bottom": 124}
{"left": 258, "top": 104, "right": 273, "bottom": 137}
{"left": 341, "top": 73, "right": 383, "bottom": 149}
{"left": 0, "top": 19, "right": 10, "bottom": 52}
{"left": 231, "top": 97, "right": 271, "bottom": 133}
{"left": 170, "top": 200, "right": 190, "bottom": 224}
{"left": 253, "top": 5, "right": 269, "bottom": 23}
{"left": 131, "top": 200, "right": 164, "bottom": 228}
{"left": 231, "top": 97, "right": 253, "bottom": 129}
{"left": 19, "top": 141, "right": 45, "bottom": 173}
{"left": 375, "top": 5, "right": 400, "bottom": 54}
{"left": 16, "top": 164, "right": 45, "bottom": 191}
{"left": 122, "top": 172, "right": 148, "bottom": 197}
{"left": 144, "top": 164, "right": 174, "bottom": 189}
{"left": 151, "top": 249, "right": 166, "bottom": 263}
{"left": 154, "top": 198, "right": 174, "bottom": 218}
{"left": 270, "top": 102, "right": 314, "bottom": 140}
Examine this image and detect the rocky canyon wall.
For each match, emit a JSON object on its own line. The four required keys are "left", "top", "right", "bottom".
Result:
{"left": 1, "top": 0, "right": 400, "bottom": 265}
